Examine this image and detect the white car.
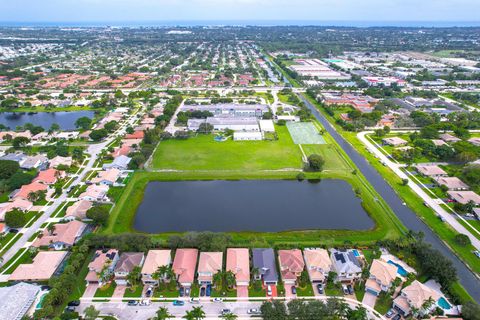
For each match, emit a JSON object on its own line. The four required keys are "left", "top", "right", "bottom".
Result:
{"left": 267, "top": 285, "right": 272, "bottom": 296}
{"left": 247, "top": 308, "right": 260, "bottom": 315}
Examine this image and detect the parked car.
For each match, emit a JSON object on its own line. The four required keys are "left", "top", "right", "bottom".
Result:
{"left": 385, "top": 309, "right": 395, "bottom": 318}
{"left": 347, "top": 284, "right": 354, "bottom": 295}
{"left": 9, "top": 228, "right": 18, "bottom": 234}
{"left": 67, "top": 300, "right": 80, "bottom": 307}
{"left": 173, "top": 300, "right": 184, "bottom": 306}
{"left": 206, "top": 284, "right": 212, "bottom": 296}
{"left": 139, "top": 299, "right": 151, "bottom": 306}
{"left": 267, "top": 285, "right": 272, "bottom": 296}
{"left": 392, "top": 314, "right": 401, "bottom": 320}
{"left": 65, "top": 306, "right": 75, "bottom": 312}
{"left": 145, "top": 286, "right": 153, "bottom": 297}
{"left": 473, "top": 250, "right": 480, "bottom": 258}
{"left": 342, "top": 285, "right": 349, "bottom": 295}
{"left": 213, "top": 298, "right": 223, "bottom": 303}
{"left": 179, "top": 287, "right": 185, "bottom": 297}
{"left": 291, "top": 286, "right": 297, "bottom": 294}
{"left": 247, "top": 308, "right": 260, "bottom": 315}
{"left": 185, "top": 287, "right": 190, "bottom": 296}
{"left": 127, "top": 300, "right": 138, "bottom": 306}
{"left": 221, "top": 309, "right": 232, "bottom": 315}
{"left": 316, "top": 283, "right": 324, "bottom": 294}
{"left": 200, "top": 287, "right": 206, "bottom": 297}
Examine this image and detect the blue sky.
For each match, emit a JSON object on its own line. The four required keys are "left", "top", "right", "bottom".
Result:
{"left": 0, "top": 0, "right": 479, "bottom": 23}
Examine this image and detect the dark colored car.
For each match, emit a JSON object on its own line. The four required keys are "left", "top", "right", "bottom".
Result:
{"left": 127, "top": 300, "right": 138, "bottom": 306}
{"left": 206, "top": 284, "right": 212, "bottom": 296}
{"left": 392, "top": 314, "right": 401, "bottom": 320}
{"left": 291, "top": 286, "right": 297, "bottom": 294}
{"left": 179, "top": 287, "right": 185, "bottom": 297}
{"left": 200, "top": 287, "right": 206, "bottom": 297}
{"left": 67, "top": 300, "right": 80, "bottom": 307}
{"left": 347, "top": 284, "right": 354, "bottom": 295}
{"left": 221, "top": 309, "right": 232, "bottom": 315}
{"left": 145, "top": 287, "right": 153, "bottom": 297}
{"left": 316, "top": 283, "right": 324, "bottom": 294}
{"left": 9, "top": 228, "right": 18, "bottom": 234}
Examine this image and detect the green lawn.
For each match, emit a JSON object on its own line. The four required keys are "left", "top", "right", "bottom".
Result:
{"left": 374, "top": 292, "right": 393, "bottom": 314}
{"left": 296, "top": 284, "right": 314, "bottom": 297}
{"left": 211, "top": 288, "right": 237, "bottom": 298}
{"left": 153, "top": 283, "right": 179, "bottom": 298}
{"left": 354, "top": 281, "right": 366, "bottom": 301}
{"left": 248, "top": 281, "right": 266, "bottom": 297}
{"left": 94, "top": 282, "right": 117, "bottom": 298}
{"left": 124, "top": 285, "right": 143, "bottom": 298}
{"left": 151, "top": 125, "right": 303, "bottom": 171}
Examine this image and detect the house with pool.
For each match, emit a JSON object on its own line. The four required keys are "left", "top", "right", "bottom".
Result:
{"left": 365, "top": 259, "right": 398, "bottom": 296}
{"left": 393, "top": 280, "right": 449, "bottom": 316}
{"left": 330, "top": 249, "right": 363, "bottom": 284}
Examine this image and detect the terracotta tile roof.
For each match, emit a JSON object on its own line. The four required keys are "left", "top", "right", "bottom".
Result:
{"left": 9, "top": 251, "right": 67, "bottom": 281}
{"left": 399, "top": 280, "right": 441, "bottom": 310}
{"left": 141, "top": 250, "right": 172, "bottom": 275}
{"left": 278, "top": 249, "right": 305, "bottom": 280}
{"left": 34, "top": 168, "right": 64, "bottom": 185}
{"left": 13, "top": 181, "right": 48, "bottom": 200}
{"left": 65, "top": 200, "right": 93, "bottom": 219}
{"left": 226, "top": 248, "right": 250, "bottom": 283}
{"left": 303, "top": 248, "right": 332, "bottom": 281}
{"left": 32, "top": 220, "right": 87, "bottom": 248}
{"left": 197, "top": 252, "right": 223, "bottom": 281}
{"left": 369, "top": 259, "right": 398, "bottom": 287}
{"left": 172, "top": 248, "right": 198, "bottom": 284}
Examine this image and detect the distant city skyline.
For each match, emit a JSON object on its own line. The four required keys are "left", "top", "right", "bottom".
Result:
{"left": 1, "top": 0, "right": 480, "bottom": 25}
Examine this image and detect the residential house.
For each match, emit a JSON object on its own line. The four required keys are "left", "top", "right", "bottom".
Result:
{"left": 382, "top": 137, "right": 408, "bottom": 147}
{"left": 32, "top": 220, "right": 87, "bottom": 250}
{"left": 439, "top": 133, "right": 461, "bottom": 143}
{"left": 141, "top": 250, "right": 172, "bottom": 286}
{"left": 9, "top": 251, "right": 68, "bottom": 282}
{"left": 103, "top": 155, "right": 131, "bottom": 170}
{"left": 64, "top": 200, "right": 93, "bottom": 220}
{"left": 434, "top": 177, "right": 469, "bottom": 191}
{"left": 33, "top": 168, "right": 65, "bottom": 185}
{"left": 303, "top": 248, "right": 332, "bottom": 283}
{"left": 0, "top": 152, "right": 26, "bottom": 163}
{"left": 278, "top": 249, "right": 305, "bottom": 285}
{"left": 415, "top": 165, "right": 448, "bottom": 178}
{"left": 10, "top": 181, "right": 48, "bottom": 201}
{"left": 85, "top": 249, "right": 120, "bottom": 286}
{"left": 125, "top": 131, "right": 144, "bottom": 140}
{"left": 226, "top": 248, "right": 250, "bottom": 287}
{"left": 393, "top": 280, "right": 441, "bottom": 316}
{"left": 0, "top": 198, "right": 33, "bottom": 221}
{"left": 197, "top": 252, "right": 223, "bottom": 285}
{"left": 365, "top": 259, "right": 398, "bottom": 296}
{"left": 49, "top": 156, "right": 72, "bottom": 168}
{"left": 252, "top": 248, "right": 278, "bottom": 285}
{"left": 447, "top": 191, "right": 480, "bottom": 205}
{"left": 330, "top": 249, "right": 363, "bottom": 283}
{"left": 20, "top": 155, "right": 48, "bottom": 170}
{"left": 114, "top": 252, "right": 145, "bottom": 286}
{"left": 79, "top": 184, "right": 109, "bottom": 202}
{"left": 91, "top": 168, "right": 121, "bottom": 185}
{"left": 172, "top": 249, "right": 198, "bottom": 288}
{"left": 0, "top": 282, "right": 41, "bottom": 320}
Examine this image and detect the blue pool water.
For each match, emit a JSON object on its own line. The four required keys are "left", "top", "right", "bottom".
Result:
{"left": 437, "top": 297, "right": 452, "bottom": 310}
{"left": 387, "top": 260, "right": 408, "bottom": 276}
{"left": 352, "top": 249, "right": 360, "bottom": 257}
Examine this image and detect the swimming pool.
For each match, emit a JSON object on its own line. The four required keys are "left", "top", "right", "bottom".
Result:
{"left": 437, "top": 297, "right": 452, "bottom": 310}
{"left": 352, "top": 249, "right": 360, "bottom": 257}
{"left": 387, "top": 260, "right": 408, "bottom": 277}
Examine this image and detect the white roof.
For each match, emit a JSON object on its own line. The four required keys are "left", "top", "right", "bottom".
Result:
{"left": 0, "top": 283, "right": 41, "bottom": 320}
{"left": 259, "top": 120, "right": 275, "bottom": 132}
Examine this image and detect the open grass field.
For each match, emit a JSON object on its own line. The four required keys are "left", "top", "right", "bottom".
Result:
{"left": 151, "top": 125, "right": 303, "bottom": 171}
{"left": 287, "top": 122, "right": 326, "bottom": 145}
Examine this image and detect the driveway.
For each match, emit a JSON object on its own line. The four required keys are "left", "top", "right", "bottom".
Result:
{"left": 83, "top": 283, "right": 99, "bottom": 298}
{"left": 284, "top": 284, "right": 296, "bottom": 299}
{"left": 362, "top": 291, "right": 377, "bottom": 308}
{"left": 237, "top": 285, "right": 248, "bottom": 298}
{"left": 113, "top": 285, "right": 127, "bottom": 298}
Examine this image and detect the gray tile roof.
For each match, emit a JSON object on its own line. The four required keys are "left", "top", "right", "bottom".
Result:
{"left": 252, "top": 248, "right": 278, "bottom": 283}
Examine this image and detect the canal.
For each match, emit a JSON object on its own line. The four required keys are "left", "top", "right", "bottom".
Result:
{"left": 299, "top": 93, "right": 480, "bottom": 302}
{"left": 134, "top": 179, "right": 374, "bottom": 233}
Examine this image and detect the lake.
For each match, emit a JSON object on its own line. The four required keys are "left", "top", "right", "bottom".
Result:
{"left": 0, "top": 111, "right": 95, "bottom": 130}
{"left": 134, "top": 180, "right": 374, "bottom": 233}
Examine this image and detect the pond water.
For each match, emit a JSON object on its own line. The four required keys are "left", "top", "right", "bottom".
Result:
{"left": 134, "top": 180, "right": 374, "bottom": 233}
{"left": 0, "top": 111, "right": 95, "bottom": 130}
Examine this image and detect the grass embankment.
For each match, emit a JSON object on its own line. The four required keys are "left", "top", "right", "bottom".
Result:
{"left": 105, "top": 118, "right": 405, "bottom": 247}
{"left": 0, "top": 106, "right": 93, "bottom": 112}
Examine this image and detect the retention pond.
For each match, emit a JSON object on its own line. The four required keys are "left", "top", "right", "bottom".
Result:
{"left": 134, "top": 180, "right": 374, "bottom": 233}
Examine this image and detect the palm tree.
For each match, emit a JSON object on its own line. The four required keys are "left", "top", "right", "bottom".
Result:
{"left": 220, "top": 312, "right": 237, "bottom": 320}
{"left": 153, "top": 265, "right": 169, "bottom": 286}
{"left": 225, "top": 271, "right": 236, "bottom": 289}
{"left": 183, "top": 306, "right": 205, "bottom": 320}
{"left": 127, "top": 266, "right": 142, "bottom": 290}
{"left": 213, "top": 271, "right": 223, "bottom": 289}
{"left": 47, "top": 224, "right": 56, "bottom": 235}
{"left": 154, "top": 307, "right": 174, "bottom": 320}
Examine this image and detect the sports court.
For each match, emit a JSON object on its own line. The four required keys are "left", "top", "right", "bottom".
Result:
{"left": 286, "top": 122, "right": 326, "bottom": 145}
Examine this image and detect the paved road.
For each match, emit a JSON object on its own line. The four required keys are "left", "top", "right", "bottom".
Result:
{"left": 0, "top": 105, "right": 142, "bottom": 268}
{"left": 77, "top": 296, "right": 385, "bottom": 320}
{"left": 299, "top": 94, "right": 480, "bottom": 302}
{"left": 358, "top": 131, "right": 480, "bottom": 249}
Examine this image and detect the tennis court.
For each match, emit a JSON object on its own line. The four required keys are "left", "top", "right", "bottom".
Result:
{"left": 287, "top": 122, "right": 326, "bottom": 145}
